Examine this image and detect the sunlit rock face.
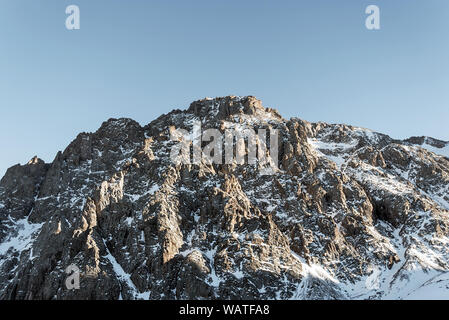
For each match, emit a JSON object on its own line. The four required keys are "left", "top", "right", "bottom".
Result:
{"left": 0, "top": 96, "right": 448, "bottom": 300}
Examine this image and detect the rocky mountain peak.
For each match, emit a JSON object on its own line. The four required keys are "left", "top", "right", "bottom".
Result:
{"left": 404, "top": 136, "right": 447, "bottom": 147}
{"left": 0, "top": 97, "right": 448, "bottom": 300}
{"left": 26, "top": 156, "right": 45, "bottom": 166}
{"left": 187, "top": 95, "right": 282, "bottom": 121}
{"left": 97, "top": 118, "right": 142, "bottom": 133}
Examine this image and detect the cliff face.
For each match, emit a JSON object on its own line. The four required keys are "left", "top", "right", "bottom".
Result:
{"left": 0, "top": 96, "right": 448, "bottom": 300}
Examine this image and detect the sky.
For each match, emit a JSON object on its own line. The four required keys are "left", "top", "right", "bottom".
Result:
{"left": 0, "top": 0, "right": 448, "bottom": 177}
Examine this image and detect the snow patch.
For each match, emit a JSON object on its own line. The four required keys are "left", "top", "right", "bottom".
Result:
{"left": 0, "top": 217, "right": 43, "bottom": 256}
{"left": 103, "top": 240, "right": 150, "bottom": 300}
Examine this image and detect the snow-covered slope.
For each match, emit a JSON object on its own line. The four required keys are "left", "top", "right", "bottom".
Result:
{"left": 306, "top": 123, "right": 449, "bottom": 299}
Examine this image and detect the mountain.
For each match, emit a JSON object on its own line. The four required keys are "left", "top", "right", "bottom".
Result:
{"left": 0, "top": 96, "right": 448, "bottom": 300}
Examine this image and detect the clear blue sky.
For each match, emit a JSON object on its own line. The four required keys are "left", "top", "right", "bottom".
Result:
{"left": 1, "top": 0, "right": 448, "bottom": 177}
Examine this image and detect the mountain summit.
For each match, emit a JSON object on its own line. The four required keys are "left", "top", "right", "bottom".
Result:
{"left": 0, "top": 96, "right": 448, "bottom": 299}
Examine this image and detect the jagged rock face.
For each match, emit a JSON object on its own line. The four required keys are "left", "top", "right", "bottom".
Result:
{"left": 0, "top": 96, "right": 448, "bottom": 300}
